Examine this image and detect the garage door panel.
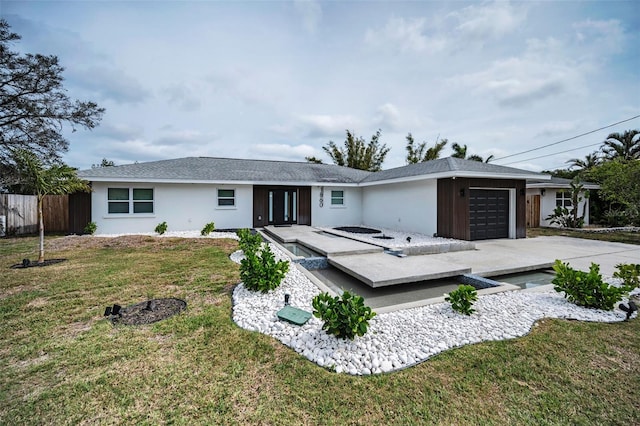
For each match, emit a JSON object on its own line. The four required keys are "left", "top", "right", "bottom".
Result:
{"left": 470, "top": 189, "right": 509, "bottom": 240}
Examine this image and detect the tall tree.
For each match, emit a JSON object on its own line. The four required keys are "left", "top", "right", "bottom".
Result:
{"left": 567, "top": 152, "right": 600, "bottom": 171}
{"left": 405, "top": 133, "right": 448, "bottom": 164}
{"left": 601, "top": 130, "right": 640, "bottom": 161}
{"left": 452, "top": 142, "right": 493, "bottom": 162}
{"left": 305, "top": 156, "right": 323, "bottom": 164}
{"left": 92, "top": 158, "right": 116, "bottom": 168}
{"left": 0, "top": 19, "right": 104, "bottom": 182}
{"left": 451, "top": 142, "right": 467, "bottom": 159}
{"left": 13, "top": 150, "right": 90, "bottom": 263}
{"left": 322, "top": 129, "right": 389, "bottom": 172}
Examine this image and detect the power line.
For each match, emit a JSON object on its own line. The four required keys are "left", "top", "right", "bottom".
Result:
{"left": 501, "top": 141, "right": 604, "bottom": 166}
{"left": 492, "top": 114, "right": 640, "bottom": 162}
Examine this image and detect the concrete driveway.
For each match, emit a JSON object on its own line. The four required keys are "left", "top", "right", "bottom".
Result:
{"left": 441, "top": 236, "right": 639, "bottom": 277}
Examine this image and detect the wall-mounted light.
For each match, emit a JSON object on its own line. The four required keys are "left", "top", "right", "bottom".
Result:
{"left": 540, "top": 189, "right": 546, "bottom": 196}
{"left": 459, "top": 188, "right": 465, "bottom": 197}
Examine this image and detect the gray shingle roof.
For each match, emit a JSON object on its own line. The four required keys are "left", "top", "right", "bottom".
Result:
{"left": 360, "top": 157, "right": 544, "bottom": 183}
{"left": 78, "top": 157, "right": 372, "bottom": 183}
{"left": 78, "top": 156, "right": 546, "bottom": 185}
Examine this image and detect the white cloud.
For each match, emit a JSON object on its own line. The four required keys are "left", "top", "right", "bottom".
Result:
{"left": 375, "top": 103, "right": 401, "bottom": 130}
{"left": 68, "top": 66, "right": 151, "bottom": 104}
{"left": 573, "top": 19, "right": 624, "bottom": 53}
{"left": 294, "top": 0, "right": 322, "bottom": 33}
{"left": 252, "top": 143, "right": 318, "bottom": 161}
{"left": 297, "top": 114, "right": 362, "bottom": 138}
{"left": 365, "top": 17, "right": 447, "bottom": 53}
{"left": 164, "top": 84, "right": 202, "bottom": 112}
{"left": 448, "top": 1, "right": 526, "bottom": 43}
{"left": 535, "top": 121, "right": 581, "bottom": 138}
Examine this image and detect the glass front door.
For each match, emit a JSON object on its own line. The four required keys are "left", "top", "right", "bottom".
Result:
{"left": 268, "top": 189, "right": 297, "bottom": 225}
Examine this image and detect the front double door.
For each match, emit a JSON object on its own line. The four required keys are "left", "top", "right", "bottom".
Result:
{"left": 269, "top": 188, "right": 297, "bottom": 225}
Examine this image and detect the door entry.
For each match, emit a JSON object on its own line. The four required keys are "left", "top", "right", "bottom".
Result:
{"left": 269, "top": 189, "right": 297, "bottom": 225}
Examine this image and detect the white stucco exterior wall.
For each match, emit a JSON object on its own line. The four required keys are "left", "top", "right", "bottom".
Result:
{"left": 310, "top": 186, "right": 363, "bottom": 227}
{"left": 91, "top": 182, "right": 253, "bottom": 234}
{"left": 361, "top": 179, "right": 438, "bottom": 235}
{"left": 527, "top": 188, "right": 590, "bottom": 227}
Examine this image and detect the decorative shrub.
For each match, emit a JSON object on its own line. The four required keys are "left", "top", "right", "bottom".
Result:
{"left": 552, "top": 260, "right": 630, "bottom": 310}
{"left": 613, "top": 263, "right": 640, "bottom": 290}
{"left": 155, "top": 221, "right": 168, "bottom": 235}
{"left": 312, "top": 291, "right": 376, "bottom": 340}
{"left": 83, "top": 221, "right": 97, "bottom": 235}
{"left": 201, "top": 222, "right": 216, "bottom": 236}
{"left": 236, "top": 228, "right": 263, "bottom": 253}
{"left": 445, "top": 285, "right": 478, "bottom": 315}
{"left": 239, "top": 244, "right": 289, "bottom": 293}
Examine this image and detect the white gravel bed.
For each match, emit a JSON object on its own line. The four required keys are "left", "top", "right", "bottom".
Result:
{"left": 232, "top": 244, "right": 639, "bottom": 375}
{"left": 94, "top": 230, "right": 239, "bottom": 240}
{"left": 321, "top": 225, "right": 464, "bottom": 248}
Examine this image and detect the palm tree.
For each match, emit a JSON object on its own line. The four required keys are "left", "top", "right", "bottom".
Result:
{"left": 567, "top": 152, "right": 600, "bottom": 171}
{"left": 405, "top": 134, "right": 448, "bottom": 164}
{"left": 601, "top": 130, "right": 640, "bottom": 161}
{"left": 323, "top": 129, "right": 390, "bottom": 172}
{"left": 452, "top": 143, "right": 493, "bottom": 162}
{"left": 451, "top": 143, "right": 467, "bottom": 159}
{"left": 13, "top": 150, "right": 90, "bottom": 263}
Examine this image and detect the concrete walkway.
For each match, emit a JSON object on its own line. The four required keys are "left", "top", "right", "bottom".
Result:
{"left": 264, "top": 226, "right": 639, "bottom": 287}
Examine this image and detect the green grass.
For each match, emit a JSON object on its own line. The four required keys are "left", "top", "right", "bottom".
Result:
{"left": 1, "top": 235, "right": 639, "bottom": 424}
{"left": 528, "top": 227, "right": 640, "bottom": 245}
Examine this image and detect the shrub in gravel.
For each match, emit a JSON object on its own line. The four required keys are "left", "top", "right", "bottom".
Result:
{"left": 240, "top": 244, "right": 289, "bottom": 293}
{"left": 201, "top": 222, "right": 216, "bottom": 236}
{"left": 613, "top": 263, "right": 640, "bottom": 290}
{"left": 155, "top": 221, "right": 168, "bottom": 235}
{"left": 445, "top": 285, "right": 478, "bottom": 315}
{"left": 552, "top": 260, "right": 630, "bottom": 310}
{"left": 236, "top": 228, "right": 263, "bottom": 253}
{"left": 312, "top": 291, "right": 376, "bottom": 340}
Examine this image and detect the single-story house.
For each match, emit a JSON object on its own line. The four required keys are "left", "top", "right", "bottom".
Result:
{"left": 77, "top": 156, "right": 549, "bottom": 241}
{"left": 526, "top": 177, "right": 599, "bottom": 228}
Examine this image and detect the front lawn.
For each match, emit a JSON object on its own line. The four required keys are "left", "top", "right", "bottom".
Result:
{"left": 1, "top": 236, "right": 639, "bottom": 424}
{"left": 528, "top": 227, "right": 640, "bottom": 245}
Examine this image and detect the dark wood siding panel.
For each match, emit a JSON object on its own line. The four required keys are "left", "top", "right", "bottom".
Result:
{"left": 253, "top": 186, "right": 269, "bottom": 228}
{"left": 298, "top": 187, "right": 311, "bottom": 225}
{"left": 437, "top": 178, "right": 469, "bottom": 240}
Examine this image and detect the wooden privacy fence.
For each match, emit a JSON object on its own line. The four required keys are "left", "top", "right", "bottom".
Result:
{"left": 0, "top": 194, "right": 74, "bottom": 236}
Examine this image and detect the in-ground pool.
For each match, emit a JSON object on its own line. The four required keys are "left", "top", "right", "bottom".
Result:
{"left": 490, "top": 269, "right": 556, "bottom": 289}
{"left": 282, "top": 243, "right": 322, "bottom": 258}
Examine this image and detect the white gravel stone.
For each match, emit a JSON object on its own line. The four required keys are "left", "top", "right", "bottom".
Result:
{"left": 229, "top": 242, "right": 639, "bottom": 376}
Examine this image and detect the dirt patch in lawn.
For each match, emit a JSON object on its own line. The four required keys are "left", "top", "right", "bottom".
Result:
{"left": 110, "top": 298, "right": 187, "bottom": 326}
{"left": 48, "top": 235, "right": 238, "bottom": 252}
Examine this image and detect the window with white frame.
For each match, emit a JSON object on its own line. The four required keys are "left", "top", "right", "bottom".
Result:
{"left": 555, "top": 191, "right": 572, "bottom": 208}
{"left": 217, "top": 189, "right": 235, "bottom": 207}
{"left": 108, "top": 188, "right": 154, "bottom": 214}
{"left": 330, "top": 190, "right": 344, "bottom": 206}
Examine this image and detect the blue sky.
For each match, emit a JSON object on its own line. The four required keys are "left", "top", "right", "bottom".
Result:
{"left": 2, "top": 1, "right": 638, "bottom": 171}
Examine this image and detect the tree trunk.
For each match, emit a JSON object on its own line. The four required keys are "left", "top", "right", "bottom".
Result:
{"left": 38, "top": 195, "right": 45, "bottom": 263}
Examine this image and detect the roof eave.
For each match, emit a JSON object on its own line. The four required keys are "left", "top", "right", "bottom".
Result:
{"left": 358, "top": 170, "right": 548, "bottom": 187}
{"left": 81, "top": 176, "right": 360, "bottom": 186}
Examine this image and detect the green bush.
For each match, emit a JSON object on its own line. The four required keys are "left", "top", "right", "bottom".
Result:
{"left": 445, "top": 285, "right": 478, "bottom": 315}
{"left": 83, "top": 221, "right": 97, "bottom": 235}
{"left": 552, "top": 260, "right": 630, "bottom": 310}
{"left": 155, "top": 221, "right": 168, "bottom": 235}
{"left": 239, "top": 244, "right": 289, "bottom": 293}
{"left": 236, "top": 228, "right": 263, "bottom": 253}
{"left": 312, "top": 291, "right": 376, "bottom": 340}
{"left": 613, "top": 263, "right": 640, "bottom": 290}
{"left": 201, "top": 222, "right": 216, "bottom": 236}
